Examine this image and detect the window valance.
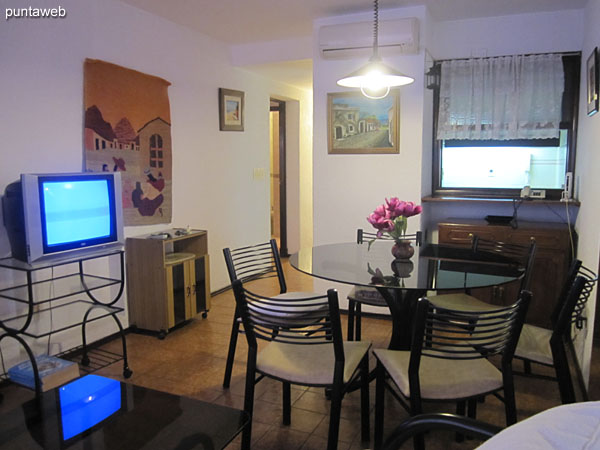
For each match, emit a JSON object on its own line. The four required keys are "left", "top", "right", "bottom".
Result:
{"left": 437, "top": 54, "right": 565, "bottom": 140}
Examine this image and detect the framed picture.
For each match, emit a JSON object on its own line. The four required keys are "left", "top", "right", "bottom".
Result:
{"left": 587, "top": 47, "right": 598, "bottom": 116}
{"left": 328, "top": 91, "right": 400, "bottom": 154}
{"left": 219, "top": 88, "right": 244, "bottom": 131}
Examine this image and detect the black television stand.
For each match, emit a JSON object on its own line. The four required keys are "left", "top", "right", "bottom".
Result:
{"left": 0, "top": 249, "right": 132, "bottom": 396}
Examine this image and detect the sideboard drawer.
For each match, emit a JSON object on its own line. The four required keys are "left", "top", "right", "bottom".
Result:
{"left": 439, "top": 226, "right": 504, "bottom": 245}
{"left": 507, "top": 230, "right": 566, "bottom": 249}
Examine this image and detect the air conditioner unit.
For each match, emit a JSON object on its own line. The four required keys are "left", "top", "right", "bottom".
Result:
{"left": 319, "top": 17, "right": 419, "bottom": 60}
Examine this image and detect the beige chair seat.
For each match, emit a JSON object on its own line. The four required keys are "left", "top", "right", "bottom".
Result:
{"left": 348, "top": 286, "right": 387, "bottom": 307}
{"left": 258, "top": 340, "right": 372, "bottom": 385}
{"left": 428, "top": 293, "right": 498, "bottom": 312}
{"left": 374, "top": 348, "right": 503, "bottom": 400}
{"left": 514, "top": 324, "right": 553, "bottom": 366}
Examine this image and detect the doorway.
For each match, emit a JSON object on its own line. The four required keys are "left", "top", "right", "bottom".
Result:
{"left": 270, "top": 99, "right": 287, "bottom": 256}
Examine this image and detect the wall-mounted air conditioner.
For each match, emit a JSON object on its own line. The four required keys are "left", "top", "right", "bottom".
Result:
{"left": 319, "top": 17, "right": 419, "bottom": 60}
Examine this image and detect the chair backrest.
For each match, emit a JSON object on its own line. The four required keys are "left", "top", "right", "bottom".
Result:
{"left": 231, "top": 279, "right": 344, "bottom": 361}
{"left": 410, "top": 291, "right": 531, "bottom": 374}
{"left": 549, "top": 259, "right": 582, "bottom": 327}
{"left": 553, "top": 266, "right": 598, "bottom": 341}
{"left": 472, "top": 236, "right": 537, "bottom": 291}
{"left": 223, "top": 239, "right": 287, "bottom": 293}
{"left": 357, "top": 229, "right": 423, "bottom": 246}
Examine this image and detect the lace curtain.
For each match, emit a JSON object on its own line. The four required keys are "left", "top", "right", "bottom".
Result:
{"left": 437, "top": 54, "right": 565, "bottom": 140}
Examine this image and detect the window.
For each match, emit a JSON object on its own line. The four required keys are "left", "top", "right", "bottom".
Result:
{"left": 149, "top": 134, "right": 164, "bottom": 168}
{"left": 432, "top": 53, "right": 580, "bottom": 199}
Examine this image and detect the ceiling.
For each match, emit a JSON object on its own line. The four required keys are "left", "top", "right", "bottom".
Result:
{"left": 118, "top": 0, "right": 587, "bottom": 89}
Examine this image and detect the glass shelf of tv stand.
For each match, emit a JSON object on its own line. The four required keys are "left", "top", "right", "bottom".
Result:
{"left": 0, "top": 273, "right": 122, "bottom": 306}
{"left": 0, "top": 248, "right": 123, "bottom": 272}
{"left": 0, "top": 249, "right": 124, "bottom": 307}
{"left": 2, "top": 300, "right": 123, "bottom": 338}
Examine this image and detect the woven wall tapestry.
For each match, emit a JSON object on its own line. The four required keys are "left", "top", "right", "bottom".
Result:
{"left": 84, "top": 59, "right": 172, "bottom": 226}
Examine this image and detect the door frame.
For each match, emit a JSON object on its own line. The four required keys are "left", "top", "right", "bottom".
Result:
{"left": 270, "top": 99, "right": 288, "bottom": 256}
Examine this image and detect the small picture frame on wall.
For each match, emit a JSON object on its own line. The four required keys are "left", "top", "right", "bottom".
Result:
{"left": 327, "top": 91, "right": 400, "bottom": 154}
{"left": 587, "top": 47, "right": 598, "bottom": 116}
{"left": 219, "top": 88, "right": 245, "bottom": 131}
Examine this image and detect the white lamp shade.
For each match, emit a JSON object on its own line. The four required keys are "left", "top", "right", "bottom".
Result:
{"left": 337, "top": 59, "right": 414, "bottom": 89}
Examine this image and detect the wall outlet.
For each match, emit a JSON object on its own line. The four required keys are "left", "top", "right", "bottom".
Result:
{"left": 530, "top": 189, "right": 546, "bottom": 199}
{"left": 253, "top": 168, "right": 266, "bottom": 180}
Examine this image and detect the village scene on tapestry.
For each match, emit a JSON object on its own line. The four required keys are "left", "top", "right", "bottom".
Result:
{"left": 83, "top": 59, "right": 172, "bottom": 225}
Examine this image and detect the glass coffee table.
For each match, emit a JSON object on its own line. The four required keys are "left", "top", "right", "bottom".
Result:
{"left": 0, "top": 374, "right": 248, "bottom": 449}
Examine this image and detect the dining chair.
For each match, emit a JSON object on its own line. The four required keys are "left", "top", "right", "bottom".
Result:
{"left": 222, "top": 239, "right": 320, "bottom": 388}
{"left": 373, "top": 291, "right": 531, "bottom": 450}
{"left": 427, "top": 236, "right": 536, "bottom": 312}
{"left": 347, "top": 229, "right": 423, "bottom": 341}
{"left": 231, "top": 279, "right": 371, "bottom": 450}
{"left": 514, "top": 262, "right": 598, "bottom": 404}
{"left": 382, "top": 413, "right": 501, "bottom": 450}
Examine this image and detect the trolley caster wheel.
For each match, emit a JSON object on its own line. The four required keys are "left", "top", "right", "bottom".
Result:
{"left": 157, "top": 330, "right": 167, "bottom": 340}
{"left": 202, "top": 312, "right": 208, "bottom": 319}
{"left": 81, "top": 356, "right": 90, "bottom": 366}
{"left": 123, "top": 367, "right": 133, "bottom": 379}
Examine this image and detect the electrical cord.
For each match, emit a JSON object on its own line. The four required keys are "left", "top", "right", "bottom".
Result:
{"left": 564, "top": 199, "right": 575, "bottom": 261}
{"left": 47, "top": 267, "right": 55, "bottom": 355}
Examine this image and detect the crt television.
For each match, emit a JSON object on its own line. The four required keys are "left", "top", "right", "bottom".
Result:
{"left": 3, "top": 172, "right": 125, "bottom": 264}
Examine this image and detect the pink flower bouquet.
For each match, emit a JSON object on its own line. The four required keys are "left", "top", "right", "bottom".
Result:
{"left": 366, "top": 197, "right": 422, "bottom": 242}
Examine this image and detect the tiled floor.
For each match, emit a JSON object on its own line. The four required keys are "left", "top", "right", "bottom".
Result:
{"left": 1, "top": 259, "right": 598, "bottom": 449}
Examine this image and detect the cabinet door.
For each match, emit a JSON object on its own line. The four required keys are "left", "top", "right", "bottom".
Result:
{"left": 166, "top": 262, "right": 188, "bottom": 328}
{"left": 526, "top": 248, "right": 567, "bottom": 328}
{"left": 192, "top": 255, "right": 211, "bottom": 314}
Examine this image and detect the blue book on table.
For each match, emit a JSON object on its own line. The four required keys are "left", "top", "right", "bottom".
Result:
{"left": 8, "top": 354, "right": 80, "bottom": 391}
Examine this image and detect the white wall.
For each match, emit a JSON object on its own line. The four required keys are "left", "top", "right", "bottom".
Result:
{"left": 574, "top": 0, "right": 600, "bottom": 382}
{"left": 0, "top": 0, "right": 312, "bottom": 367}
{"left": 432, "top": 10, "right": 584, "bottom": 59}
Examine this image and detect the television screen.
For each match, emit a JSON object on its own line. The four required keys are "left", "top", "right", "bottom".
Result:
{"left": 40, "top": 177, "right": 115, "bottom": 251}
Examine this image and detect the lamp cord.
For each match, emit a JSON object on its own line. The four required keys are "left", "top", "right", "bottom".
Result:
{"left": 372, "top": 0, "right": 379, "bottom": 58}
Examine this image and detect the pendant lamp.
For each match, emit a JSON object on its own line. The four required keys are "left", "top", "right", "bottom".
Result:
{"left": 336, "top": 0, "right": 414, "bottom": 99}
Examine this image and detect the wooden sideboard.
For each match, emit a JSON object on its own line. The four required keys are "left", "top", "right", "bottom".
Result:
{"left": 438, "top": 219, "right": 575, "bottom": 328}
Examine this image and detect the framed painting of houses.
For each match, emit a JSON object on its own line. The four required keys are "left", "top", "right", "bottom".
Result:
{"left": 219, "top": 88, "right": 245, "bottom": 131}
{"left": 327, "top": 91, "right": 400, "bottom": 154}
{"left": 587, "top": 47, "right": 598, "bottom": 116}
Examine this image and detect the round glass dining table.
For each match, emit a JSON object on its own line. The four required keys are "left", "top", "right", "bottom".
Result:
{"left": 290, "top": 241, "right": 524, "bottom": 350}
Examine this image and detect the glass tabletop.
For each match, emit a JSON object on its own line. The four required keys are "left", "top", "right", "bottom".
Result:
{"left": 0, "top": 374, "right": 248, "bottom": 449}
{"left": 289, "top": 242, "right": 523, "bottom": 291}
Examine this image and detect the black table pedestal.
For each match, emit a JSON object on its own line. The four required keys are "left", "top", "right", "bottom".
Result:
{"left": 375, "top": 287, "right": 427, "bottom": 351}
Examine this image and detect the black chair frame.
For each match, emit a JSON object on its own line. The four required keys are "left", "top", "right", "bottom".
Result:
{"left": 222, "top": 240, "right": 287, "bottom": 388}
{"left": 515, "top": 262, "right": 597, "bottom": 404}
{"left": 471, "top": 236, "right": 537, "bottom": 292}
{"left": 382, "top": 413, "right": 501, "bottom": 450}
{"left": 374, "top": 292, "right": 531, "bottom": 450}
{"left": 232, "top": 280, "right": 370, "bottom": 450}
